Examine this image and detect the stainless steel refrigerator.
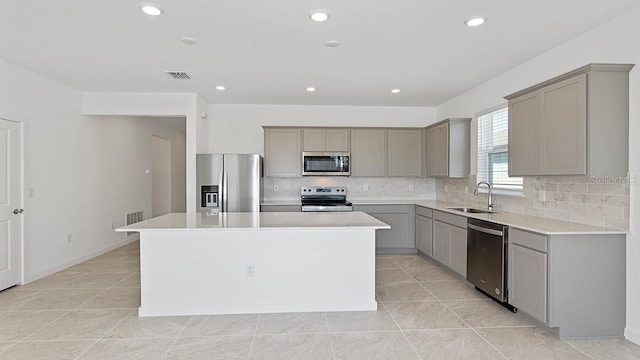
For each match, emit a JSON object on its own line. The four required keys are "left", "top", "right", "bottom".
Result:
{"left": 196, "top": 154, "right": 263, "bottom": 212}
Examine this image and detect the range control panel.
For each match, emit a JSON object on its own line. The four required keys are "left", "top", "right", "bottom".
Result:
{"left": 300, "top": 186, "right": 347, "bottom": 195}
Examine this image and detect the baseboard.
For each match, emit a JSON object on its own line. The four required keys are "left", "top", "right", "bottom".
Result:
{"left": 22, "top": 237, "right": 138, "bottom": 284}
{"left": 625, "top": 327, "right": 640, "bottom": 345}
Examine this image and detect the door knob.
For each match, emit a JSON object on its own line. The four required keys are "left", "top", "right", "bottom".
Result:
{"left": 12, "top": 208, "right": 23, "bottom": 214}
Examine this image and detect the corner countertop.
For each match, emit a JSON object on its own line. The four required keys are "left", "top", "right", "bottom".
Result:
{"left": 116, "top": 211, "right": 391, "bottom": 232}
{"left": 261, "top": 199, "right": 626, "bottom": 235}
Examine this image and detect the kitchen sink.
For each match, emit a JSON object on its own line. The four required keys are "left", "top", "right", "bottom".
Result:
{"left": 448, "top": 207, "right": 495, "bottom": 214}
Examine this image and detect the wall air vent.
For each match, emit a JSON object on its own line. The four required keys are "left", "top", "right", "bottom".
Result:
{"left": 125, "top": 210, "right": 143, "bottom": 238}
{"left": 165, "top": 71, "right": 191, "bottom": 79}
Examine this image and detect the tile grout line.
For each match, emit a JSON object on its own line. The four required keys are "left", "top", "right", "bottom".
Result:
{"left": 563, "top": 339, "right": 597, "bottom": 360}
{"left": 160, "top": 315, "right": 195, "bottom": 359}
{"left": 439, "top": 299, "right": 510, "bottom": 360}
{"left": 245, "top": 313, "right": 260, "bottom": 360}
{"left": 391, "top": 254, "right": 510, "bottom": 360}
{"left": 323, "top": 312, "right": 338, "bottom": 360}
{"left": 377, "top": 299, "right": 423, "bottom": 360}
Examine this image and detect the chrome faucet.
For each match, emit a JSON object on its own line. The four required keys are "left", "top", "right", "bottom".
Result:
{"left": 474, "top": 181, "right": 493, "bottom": 211}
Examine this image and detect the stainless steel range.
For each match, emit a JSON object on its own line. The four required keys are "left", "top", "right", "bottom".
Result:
{"left": 301, "top": 186, "right": 353, "bottom": 212}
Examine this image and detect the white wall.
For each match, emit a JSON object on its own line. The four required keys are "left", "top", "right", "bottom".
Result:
{"left": 0, "top": 59, "right": 187, "bottom": 281}
{"left": 207, "top": 104, "right": 437, "bottom": 155}
{"left": 436, "top": 7, "right": 640, "bottom": 344}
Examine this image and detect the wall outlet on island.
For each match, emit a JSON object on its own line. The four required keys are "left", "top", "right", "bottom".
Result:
{"left": 363, "top": 184, "right": 369, "bottom": 191}
{"left": 409, "top": 184, "right": 414, "bottom": 192}
{"left": 245, "top": 264, "right": 255, "bottom": 277}
{"left": 273, "top": 185, "right": 279, "bottom": 192}
{"left": 66, "top": 233, "right": 72, "bottom": 243}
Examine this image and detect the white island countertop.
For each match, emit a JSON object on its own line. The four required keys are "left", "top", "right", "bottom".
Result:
{"left": 117, "top": 211, "right": 390, "bottom": 232}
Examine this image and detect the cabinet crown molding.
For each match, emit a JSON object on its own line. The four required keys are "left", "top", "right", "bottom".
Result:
{"left": 504, "top": 63, "right": 634, "bottom": 100}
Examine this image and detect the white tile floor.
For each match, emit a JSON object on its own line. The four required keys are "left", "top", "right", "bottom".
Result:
{"left": 0, "top": 241, "right": 639, "bottom": 359}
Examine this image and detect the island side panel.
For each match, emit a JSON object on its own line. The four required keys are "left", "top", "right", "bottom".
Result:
{"left": 138, "top": 228, "right": 377, "bottom": 316}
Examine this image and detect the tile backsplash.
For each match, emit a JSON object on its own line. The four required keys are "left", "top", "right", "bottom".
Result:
{"left": 264, "top": 176, "right": 436, "bottom": 201}
{"left": 437, "top": 175, "right": 631, "bottom": 230}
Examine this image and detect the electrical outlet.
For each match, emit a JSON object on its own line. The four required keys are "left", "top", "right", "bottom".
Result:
{"left": 245, "top": 264, "right": 255, "bottom": 277}
{"left": 409, "top": 184, "right": 414, "bottom": 192}
{"left": 111, "top": 222, "right": 116, "bottom": 230}
{"left": 444, "top": 185, "right": 448, "bottom": 193}
{"left": 539, "top": 191, "right": 546, "bottom": 202}
{"left": 464, "top": 186, "right": 469, "bottom": 194}
{"left": 28, "top": 188, "right": 35, "bottom": 198}
{"left": 363, "top": 184, "right": 369, "bottom": 191}
{"left": 273, "top": 185, "right": 279, "bottom": 192}
{"left": 66, "top": 233, "right": 72, "bottom": 243}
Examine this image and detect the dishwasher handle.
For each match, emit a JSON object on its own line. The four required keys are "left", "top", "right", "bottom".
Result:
{"left": 468, "top": 223, "right": 504, "bottom": 237}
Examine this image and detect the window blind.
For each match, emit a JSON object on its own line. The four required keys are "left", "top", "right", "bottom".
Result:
{"left": 477, "top": 107, "right": 523, "bottom": 192}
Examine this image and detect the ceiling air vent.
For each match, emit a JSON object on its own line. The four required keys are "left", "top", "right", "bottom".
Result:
{"left": 165, "top": 71, "right": 191, "bottom": 79}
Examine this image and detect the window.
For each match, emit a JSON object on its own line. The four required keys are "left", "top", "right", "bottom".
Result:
{"left": 477, "top": 107, "right": 523, "bottom": 193}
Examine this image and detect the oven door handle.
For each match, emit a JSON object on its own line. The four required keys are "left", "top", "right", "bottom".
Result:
{"left": 468, "top": 223, "right": 503, "bottom": 237}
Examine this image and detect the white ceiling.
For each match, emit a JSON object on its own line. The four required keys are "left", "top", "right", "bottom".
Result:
{"left": 1, "top": 0, "right": 638, "bottom": 107}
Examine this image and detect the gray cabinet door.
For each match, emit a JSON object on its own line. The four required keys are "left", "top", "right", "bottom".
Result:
{"left": 326, "top": 129, "right": 350, "bottom": 151}
{"left": 302, "top": 129, "right": 325, "bottom": 151}
{"left": 432, "top": 220, "right": 450, "bottom": 265}
{"left": 303, "top": 128, "right": 350, "bottom": 151}
{"left": 387, "top": 129, "right": 424, "bottom": 177}
{"left": 539, "top": 73, "right": 587, "bottom": 175}
{"left": 426, "top": 123, "right": 449, "bottom": 177}
{"left": 416, "top": 214, "right": 433, "bottom": 256}
{"left": 260, "top": 205, "right": 301, "bottom": 212}
{"left": 508, "top": 243, "right": 547, "bottom": 323}
{"left": 508, "top": 92, "right": 540, "bottom": 176}
{"left": 376, "top": 213, "right": 410, "bottom": 250}
{"left": 264, "top": 128, "right": 302, "bottom": 177}
{"left": 449, "top": 226, "right": 467, "bottom": 277}
{"left": 351, "top": 129, "right": 387, "bottom": 177}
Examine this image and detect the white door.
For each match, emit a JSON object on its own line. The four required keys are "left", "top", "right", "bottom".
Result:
{"left": 0, "top": 119, "right": 22, "bottom": 291}
{"left": 151, "top": 136, "right": 171, "bottom": 217}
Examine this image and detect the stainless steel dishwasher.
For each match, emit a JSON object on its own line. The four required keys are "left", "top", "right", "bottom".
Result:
{"left": 466, "top": 218, "right": 516, "bottom": 312}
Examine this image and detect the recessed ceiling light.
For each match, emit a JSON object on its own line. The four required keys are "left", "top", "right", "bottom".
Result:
{"left": 306, "top": 87, "right": 316, "bottom": 92}
{"left": 181, "top": 37, "right": 198, "bottom": 45}
{"left": 309, "top": 10, "right": 329, "bottom": 22}
{"left": 140, "top": 3, "right": 164, "bottom": 16}
{"left": 391, "top": 89, "right": 401, "bottom": 94}
{"left": 465, "top": 16, "right": 486, "bottom": 27}
{"left": 325, "top": 40, "right": 341, "bottom": 47}
{"left": 215, "top": 85, "right": 226, "bottom": 91}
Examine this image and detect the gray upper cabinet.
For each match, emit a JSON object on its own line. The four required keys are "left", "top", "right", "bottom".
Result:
{"left": 350, "top": 129, "right": 387, "bottom": 177}
{"left": 425, "top": 119, "right": 470, "bottom": 178}
{"left": 264, "top": 127, "right": 302, "bottom": 177}
{"left": 387, "top": 129, "right": 425, "bottom": 177}
{"left": 508, "top": 92, "right": 540, "bottom": 176}
{"left": 505, "top": 63, "right": 633, "bottom": 177}
{"left": 303, "top": 128, "right": 350, "bottom": 152}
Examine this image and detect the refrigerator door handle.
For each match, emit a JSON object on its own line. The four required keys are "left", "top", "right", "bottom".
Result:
{"left": 223, "top": 171, "right": 228, "bottom": 212}
{"left": 218, "top": 169, "right": 224, "bottom": 211}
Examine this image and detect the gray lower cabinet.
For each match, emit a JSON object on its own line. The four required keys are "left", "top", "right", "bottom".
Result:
{"left": 260, "top": 204, "right": 301, "bottom": 212}
{"left": 432, "top": 210, "right": 467, "bottom": 277}
{"left": 415, "top": 206, "right": 433, "bottom": 256}
{"left": 507, "top": 227, "right": 626, "bottom": 338}
{"left": 354, "top": 204, "right": 415, "bottom": 253}
{"left": 508, "top": 241, "right": 548, "bottom": 323}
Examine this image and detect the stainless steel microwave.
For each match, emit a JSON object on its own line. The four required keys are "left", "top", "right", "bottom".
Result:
{"left": 302, "top": 152, "right": 350, "bottom": 176}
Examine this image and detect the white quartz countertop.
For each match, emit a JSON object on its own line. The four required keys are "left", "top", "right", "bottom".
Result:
{"left": 116, "top": 211, "right": 391, "bottom": 232}
{"left": 262, "top": 199, "right": 626, "bottom": 235}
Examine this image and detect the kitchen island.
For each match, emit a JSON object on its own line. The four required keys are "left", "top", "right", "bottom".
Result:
{"left": 117, "top": 211, "right": 389, "bottom": 317}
